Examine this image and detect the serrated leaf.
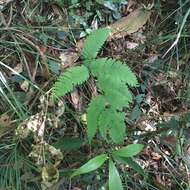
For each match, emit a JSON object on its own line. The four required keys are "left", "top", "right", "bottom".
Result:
{"left": 71, "top": 154, "right": 108, "bottom": 177}
{"left": 101, "top": 82, "right": 133, "bottom": 109}
{"left": 112, "top": 144, "right": 144, "bottom": 157}
{"left": 82, "top": 28, "right": 111, "bottom": 59}
{"left": 98, "top": 108, "right": 126, "bottom": 143}
{"left": 89, "top": 58, "right": 138, "bottom": 87}
{"left": 101, "top": 59, "right": 138, "bottom": 87}
{"left": 107, "top": 111, "right": 126, "bottom": 143}
{"left": 88, "top": 58, "right": 137, "bottom": 110}
{"left": 53, "top": 65, "right": 89, "bottom": 98}
{"left": 86, "top": 57, "right": 138, "bottom": 143}
{"left": 98, "top": 109, "right": 110, "bottom": 141}
{"left": 87, "top": 95, "right": 106, "bottom": 141}
{"left": 109, "top": 160, "right": 123, "bottom": 190}
{"left": 97, "top": 108, "right": 126, "bottom": 143}
{"left": 109, "top": 123, "right": 125, "bottom": 143}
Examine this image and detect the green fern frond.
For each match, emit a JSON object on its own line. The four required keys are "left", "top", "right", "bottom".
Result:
{"left": 87, "top": 95, "right": 107, "bottom": 141}
{"left": 82, "top": 28, "right": 111, "bottom": 60}
{"left": 89, "top": 58, "right": 138, "bottom": 87}
{"left": 53, "top": 65, "right": 89, "bottom": 98}
{"left": 103, "top": 59, "right": 138, "bottom": 87}
{"left": 88, "top": 58, "right": 137, "bottom": 108}
{"left": 86, "top": 57, "right": 138, "bottom": 142}
{"left": 99, "top": 108, "right": 126, "bottom": 143}
{"left": 87, "top": 58, "right": 107, "bottom": 76}
{"left": 103, "top": 84, "right": 133, "bottom": 109}
{"left": 87, "top": 97, "right": 126, "bottom": 143}
{"left": 51, "top": 28, "right": 139, "bottom": 144}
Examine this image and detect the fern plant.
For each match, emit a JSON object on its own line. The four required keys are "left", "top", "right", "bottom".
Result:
{"left": 53, "top": 27, "right": 138, "bottom": 143}
{"left": 53, "top": 65, "right": 89, "bottom": 98}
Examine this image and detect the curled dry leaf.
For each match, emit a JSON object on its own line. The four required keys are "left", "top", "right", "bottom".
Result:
{"left": 15, "top": 124, "right": 31, "bottom": 139}
{"left": 70, "top": 89, "right": 83, "bottom": 112}
{"left": 29, "top": 142, "right": 63, "bottom": 166}
{"left": 55, "top": 99, "right": 65, "bottom": 117}
{"left": 0, "top": 113, "right": 10, "bottom": 126}
{"left": 28, "top": 143, "right": 44, "bottom": 165}
{"left": 48, "top": 143, "right": 63, "bottom": 167}
{"left": 108, "top": 8, "right": 151, "bottom": 39}
{"left": 41, "top": 164, "right": 59, "bottom": 190}
{"left": 20, "top": 80, "right": 29, "bottom": 92}
{"left": 12, "top": 63, "right": 23, "bottom": 74}
{"left": 59, "top": 51, "right": 79, "bottom": 70}
{"left": 15, "top": 113, "right": 46, "bottom": 141}
{"left": 76, "top": 38, "right": 85, "bottom": 52}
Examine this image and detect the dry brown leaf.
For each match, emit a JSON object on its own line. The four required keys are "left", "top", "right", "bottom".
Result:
{"left": 163, "top": 135, "right": 178, "bottom": 145}
{"left": 70, "top": 89, "right": 82, "bottom": 112}
{"left": 15, "top": 113, "right": 46, "bottom": 141}
{"left": 108, "top": 8, "right": 151, "bottom": 39}
{"left": 29, "top": 142, "right": 63, "bottom": 166}
{"left": 20, "top": 80, "right": 29, "bottom": 92}
{"left": 59, "top": 51, "right": 79, "bottom": 70}
{"left": 0, "top": 113, "right": 10, "bottom": 126}
{"left": 12, "top": 63, "right": 23, "bottom": 74}
{"left": 41, "top": 164, "right": 59, "bottom": 190}
{"left": 151, "top": 152, "right": 162, "bottom": 160}
{"left": 76, "top": 39, "right": 85, "bottom": 52}
{"left": 0, "top": 0, "right": 14, "bottom": 4}
{"left": 28, "top": 141, "right": 63, "bottom": 167}
{"left": 56, "top": 100, "right": 65, "bottom": 117}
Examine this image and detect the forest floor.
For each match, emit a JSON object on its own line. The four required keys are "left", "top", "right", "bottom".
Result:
{"left": 1, "top": 0, "right": 190, "bottom": 190}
